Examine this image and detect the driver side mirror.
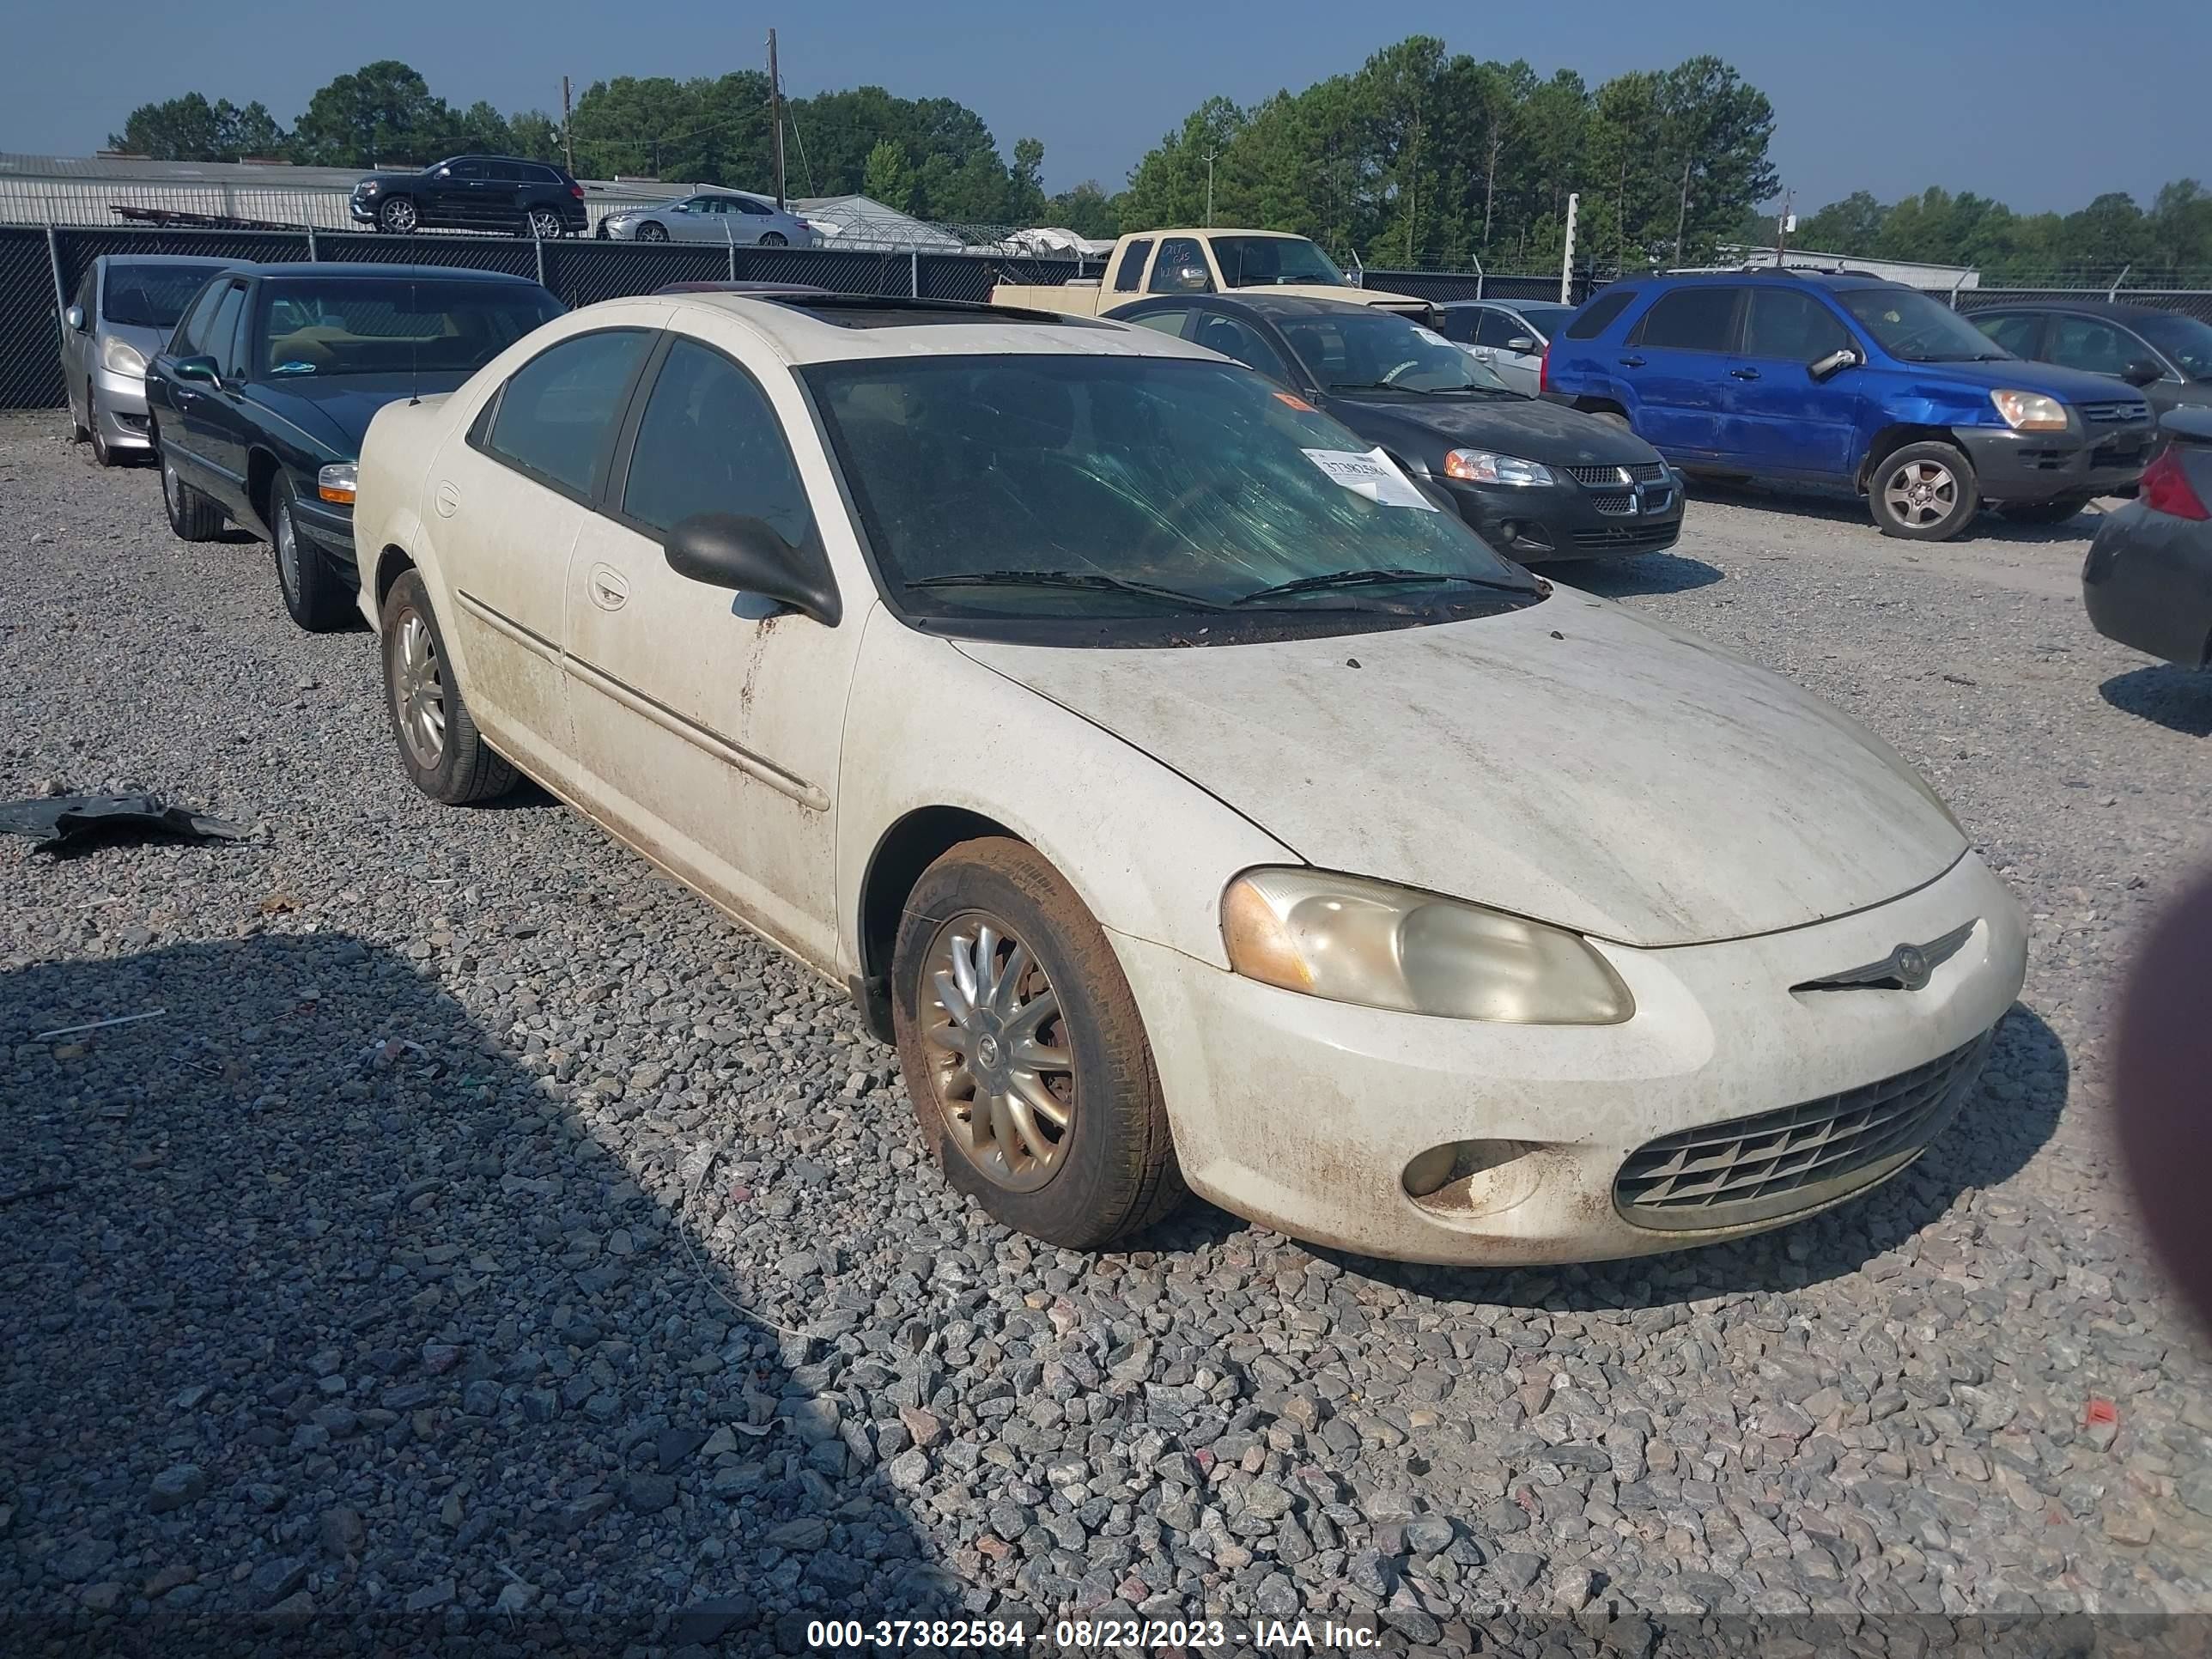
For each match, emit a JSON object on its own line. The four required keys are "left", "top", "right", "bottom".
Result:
{"left": 663, "top": 513, "right": 841, "bottom": 626}
{"left": 2123, "top": 359, "right": 2165, "bottom": 387}
{"left": 171, "top": 354, "right": 222, "bottom": 386}
{"left": 1808, "top": 346, "right": 1863, "bottom": 381}
{"left": 435, "top": 167, "right": 452, "bottom": 178}
{"left": 65, "top": 305, "right": 86, "bottom": 331}
{"left": 1504, "top": 335, "right": 1538, "bottom": 353}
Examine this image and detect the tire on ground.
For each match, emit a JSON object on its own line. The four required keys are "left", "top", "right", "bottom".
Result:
{"left": 1869, "top": 440, "right": 1978, "bottom": 541}
{"left": 891, "top": 836, "right": 1184, "bottom": 1249}
{"left": 157, "top": 431, "right": 224, "bottom": 541}
{"left": 379, "top": 568, "right": 519, "bottom": 805}
{"left": 271, "top": 473, "right": 352, "bottom": 632}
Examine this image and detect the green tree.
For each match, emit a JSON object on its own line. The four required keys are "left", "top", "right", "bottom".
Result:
{"left": 1007, "top": 136, "right": 1047, "bottom": 223}
{"left": 1121, "top": 96, "right": 1247, "bottom": 228}
{"left": 1796, "top": 190, "right": 1887, "bottom": 255}
{"left": 507, "top": 111, "right": 564, "bottom": 165}
{"left": 1046, "top": 181, "right": 1122, "bottom": 238}
{"left": 860, "top": 138, "right": 915, "bottom": 211}
{"left": 1655, "top": 56, "right": 1778, "bottom": 264}
{"left": 109, "top": 94, "right": 289, "bottom": 162}
{"left": 289, "top": 60, "right": 456, "bottom": 168}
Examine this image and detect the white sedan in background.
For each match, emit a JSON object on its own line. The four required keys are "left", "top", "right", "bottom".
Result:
{"left": 597, "top": 191, "right": 818, "bottom": 247}
{"left": 351, "top": 292, "right": 2027, "bottom": 1264}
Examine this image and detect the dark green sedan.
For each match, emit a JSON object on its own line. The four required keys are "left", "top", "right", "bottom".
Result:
{"left": 148, "top": 263, "right": 565, "bottom": 630}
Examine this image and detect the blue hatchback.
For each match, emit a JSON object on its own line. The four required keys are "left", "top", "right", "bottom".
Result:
{"left": 1543, "top": 270, "right": 2158, "bottom": 539}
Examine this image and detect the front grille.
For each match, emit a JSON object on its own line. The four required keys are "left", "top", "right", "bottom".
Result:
{"left": 1592, "top": 491, "right": 1635, "bottom": 516}
{"left": 1613, "top": 1032, "right": 1994, "bottom": 1231}
{"left": 2079, "top": 399, "right": 2149, "bottom": 426}
{"left": 2093, "top": 438, "right": 2152, "bottom": 468}
{"left": 1565, "top": 460, "right": 1668, "bottom": 486}
{"left": 1571, "top": 521, "right": 1676, "bottom": 550}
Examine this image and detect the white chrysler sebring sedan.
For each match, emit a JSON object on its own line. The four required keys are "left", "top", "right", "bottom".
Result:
{"left": 352, "top": 291, "right": 2027, "bottom": 1264}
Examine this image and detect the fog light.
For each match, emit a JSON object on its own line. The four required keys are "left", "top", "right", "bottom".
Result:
{"left": 1498, "top": 520, "right": 1519, "bottom": 543}
{"left": 1401, "top": 1139, "right": 1546, "bottom": 1218}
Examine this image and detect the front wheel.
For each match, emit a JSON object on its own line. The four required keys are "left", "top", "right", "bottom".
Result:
{"left": 380, "top": 570, "right": 517, "bottom": 805}
{"left": 1870, "top": 441, "right": 1978, "bottom": 541}
{"left": 88, "top": 384, "right": 118, "bottom": 467}
{"left": 892, "top": 837, "right": 1183, "bottom": 1249}
{"left": 158, "top": 434, "right": 224, "bottom": 541}
{"left": 376, "top": 196, "right": 419, "bottom": 234}
{"left": 271, "top": 474, "right": 350, "bottom": 632}
{"left": 635, "top": 222, "right": 668, "bottom": 243}
{"left": 1997, "top": 493, "right": 2093, "bottom": 526}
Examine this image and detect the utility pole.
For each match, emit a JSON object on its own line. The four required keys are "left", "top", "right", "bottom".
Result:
{"left": 768, "top": 28, "right": 787, "bottom": 210}
{"left": 1773, "top": 188, "right": 1794, "bottom": 266}
{"left": 1204, "top": 150, "right": 1218, "bottom": 228}
{"left": 1559, "top": 191, "right": 1578, "bottom": 304}
{"left": 561, "top": 76, "right": 574, "bottom": 176}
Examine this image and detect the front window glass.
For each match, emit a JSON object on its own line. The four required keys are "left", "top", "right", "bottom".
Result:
{"left": 623, "top": 338, "right": 812, "bottom": 544}
{"left": 1837, "top": 286, "right": 2011, "bottom": 362}
{"left": 2047, "top": 315, "right": 2136, "bottom": 376}
{"left": 1741, "top": 289, "right": 1853, "bottom": 362}
{"left": 2135, "top": 313, "right": 2212, "bottom": 380}
{"left": 1275, "top": 309, "right": 1513, "bottom": 394}
{"left": 806, "top": 355, "right": 1540, "bottom": 632}
{"left": 105, "top": 264, "right": 225, "bottom": 330}
{"left": 256, "top": 278, "right": 565, "bottom": 378}
{"left": 1972, "top": 313, "right": 2042, "bottom": 357}
{"left": 1149, "top": 238, "right": 1214, "bottom": 294}
{"left": 1210, "top": 237, "right": 1349, "bottom": 287}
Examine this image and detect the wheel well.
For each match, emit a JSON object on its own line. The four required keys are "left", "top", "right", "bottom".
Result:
{"left": 373, "top": 546, "right": 416, "bottom": 612}
{"left": 1858, "top": 424, "right": 1960, "bottom": 491}
{"left": 1574, "top": 397, "right": 1629, "bottom": 418}
{"left": 854, "top": 807, "right": 1021, "bottom": 1031}
{"left": 246, "top": 448, "right": 281, "bottom": 534}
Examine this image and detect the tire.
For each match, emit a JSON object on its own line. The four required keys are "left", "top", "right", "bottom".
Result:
{"left": 88, "top": 383, "right": 117, "bottom": 467}
{"left": 636, "top": 222, "right": 668, "bottom": 243}
{"left": 523, "top": 205, "right": 563, "bottom": 240}
{"left": 380, "top": 570, "right": 517, "bottom": 805}
{"left": 758, "top": 231, "right": 788, "bottom": 248}
{"left": 270, "top": 474, "right": 350, "bottom": 633}
{"left": 376, "top": 195, "right": 419, "bottom": 234}
{"left": 157, "top": 433, "right": 224, "bottom": 541}
{"left": 69, "top": 384, "right": 89, "bottom": 442}
{"left": 892, "top": 836, "right": 1183, "bottom": 1249}
{"left": 1870, "top": 441, "right": 1978, "bottom": 541}
{"left": 1997, "top": 493, "right": 2093, "bottom": 526}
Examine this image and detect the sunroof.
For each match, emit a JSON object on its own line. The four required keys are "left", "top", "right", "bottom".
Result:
{"left": 774, "top": 295, "right": 1114, "bottom": 331}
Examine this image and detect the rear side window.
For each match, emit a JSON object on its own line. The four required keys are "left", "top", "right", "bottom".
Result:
{"left": 172, "top": 280, "right": 228, "bottom": 356}
{"left": 1972, "top": 312, "right": 2042, "bottom": 358}
{"left": 620, "top": 337, "right": 814, "bottom": 548}
{"left": 484, "top": 328, "right": 653, "bottom": 498}
{"left": 2048, "top": 315, "right": 2139, "bottom": 377}
{"left": 1114, "top": 240, "right": 1154, "bottom": 293}
{"left": 1564, "top": 289, "right": 1638, "bottom": 339}
{"left": 1432, "top": 308, "right": 1479, "bottom": 344}
{"left": 1632, "top": 287, "right": 1741, "bottom": 351}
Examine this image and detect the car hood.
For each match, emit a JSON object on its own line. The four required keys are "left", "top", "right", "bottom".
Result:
{"left": 955, "top": 595, "right": 1966, "bottom": 948}
{"left": 1897, "top": 356, "right": 2144, "bottom": 404}
{"left": 1327, "top": 391, "right": 1665, "bottom": 467}
{"left": 246, "top": 372, "right": 474, "bottom": 456}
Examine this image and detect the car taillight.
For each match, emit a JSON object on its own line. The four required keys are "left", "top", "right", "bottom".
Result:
{"left": 1539, "top": 342, "right": 1552, "bottom": 393}
{"left": 568, "top": 182, "right": 584, "bottom": 199}
{"left": 2142, "top": 447, "right": 2210, "bottom": 520}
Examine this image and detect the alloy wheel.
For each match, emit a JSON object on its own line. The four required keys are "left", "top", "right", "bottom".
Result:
{"left": 527, "top": 208, "right": 562, "bottom": 239}
{"left": 637, "top": 222, "right": 668, "bottom": 242}
{"left": 380, "top": 198, "right": 418, "bottom": 234}
{"left": 1883, "top": 459, "right": 1958, "bottom": 529}
{"left": 760, "top": 232, "right": 787, "bottom": 247}
{"left": 393, "top": 608, "right": 447, "bottom": 769}
{"left": 920, "top": 912, "right": 1076, "bottom": 1192}
{"left": 274, "top": 499, "right": 301, "bottom": 603}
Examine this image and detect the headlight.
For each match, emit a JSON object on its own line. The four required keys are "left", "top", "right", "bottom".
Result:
{"left": 317, "top": 462, "right": 357, "bottom": 506}
{"left": 1443, "top": 449, "right": 1554, "bottom": 487}
{"left": 99, "top": 335, "right": 146, "bottom": 377}
{"left": 1220, "top": 868, "right": 1632, "bottom": 1024}
{"left": 1990, "top": 389, "right": 2068, "bottom": 432}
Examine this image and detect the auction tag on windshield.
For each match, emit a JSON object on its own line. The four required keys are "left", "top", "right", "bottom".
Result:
{"left": 1302, "top": 447, "right": 1438, "bottom": 510}
{"left": 1412, "top": 325, "right": 1452, "bottom": 348}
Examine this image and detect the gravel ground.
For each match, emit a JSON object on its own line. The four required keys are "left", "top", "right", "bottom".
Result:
{"left": 2, "top": 410, "right": 2209, "bottom": 1657}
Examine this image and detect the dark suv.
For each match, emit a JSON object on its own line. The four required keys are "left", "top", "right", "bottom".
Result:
{"left": 1544, "top": 270, "right": 2156, "bottom": 539}
{"left": 350, "top": 155, "right": 587, "bottom": 239}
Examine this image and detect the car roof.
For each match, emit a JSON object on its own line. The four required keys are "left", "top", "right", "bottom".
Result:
{"left": 1640, "top": 269, "right": 1894, "bottom": 293}
{"left": 94, "top": 252, "right": 247, "bottom": 269}
{"left": 596, "top": 292, "right": 1220, "bottom": 368}
{"left": 251, "top": 262, "right": 544, "bottom": 285}
{"left": 1436, "top": 296, "right": 1565, "bottom": 310}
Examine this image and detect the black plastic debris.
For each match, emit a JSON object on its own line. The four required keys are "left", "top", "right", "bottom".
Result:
{"left": 0, "top": 793, "right": 243, "bottom": 853}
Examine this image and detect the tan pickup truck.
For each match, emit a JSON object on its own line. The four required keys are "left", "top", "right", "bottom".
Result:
{"left": 991, "top": 228, "right": 1430, "bottom": 319}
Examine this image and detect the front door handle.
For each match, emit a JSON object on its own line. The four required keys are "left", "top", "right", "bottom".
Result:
{"left": 1728, "top": 366, "right": 1761, "bottom": 380}
{"left": 588, "top": 563, "right": 629, "bottom": 612}
{"left": 1618, "top": 355, "right": 1646, "bottom": 368}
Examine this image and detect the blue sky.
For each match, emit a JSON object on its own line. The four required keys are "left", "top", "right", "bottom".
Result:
{"left": 11, "top": 1, "right": 2206, "bottom": 216}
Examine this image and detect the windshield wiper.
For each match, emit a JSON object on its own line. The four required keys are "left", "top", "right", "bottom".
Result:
{"left": 906, "top": 569, "right": 1232, "bottom": 611}
{"left": 1235, "top": 568, "right": 1534, "bottom": 605}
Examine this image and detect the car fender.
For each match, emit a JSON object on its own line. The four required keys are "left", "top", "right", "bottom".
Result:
{"left": 355, "top": 396, "right": 467, "bottom": 633}
{"left": 836, "top": 605, "right": 1296, "bottom": 978}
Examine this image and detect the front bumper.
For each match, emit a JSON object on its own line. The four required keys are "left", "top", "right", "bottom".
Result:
{"left": 1114, "top": 851, "right": 2026, "bottom": 1265}
{"left": 1954, "top": 422, "right": 2154, "bottom": 502}
{"left": 293, "top": 494, "right": 358, "bottom": 568}
{"left": 1441, "top": 472, "right": 1683, "bottom": 562}
{"left": 2082, "top": 501, "right": 2212, "bottom": 667}
{"left": 349, "top": 194, "right": 378, "bottom": 223}
{"left": 90, "top": 366, "right": 152, "bottom": 449}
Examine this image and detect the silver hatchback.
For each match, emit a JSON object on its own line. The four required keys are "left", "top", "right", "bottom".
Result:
{"left": 62, "top": 255, "right": 242, "bottom": 465}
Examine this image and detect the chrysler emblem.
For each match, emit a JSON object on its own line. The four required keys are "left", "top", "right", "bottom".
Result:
{"left": 1793, "top": 921, "right": 1974, "bottom": 994}
{"left": 1889, "top": 944, "right": 1931, "bottom": 990}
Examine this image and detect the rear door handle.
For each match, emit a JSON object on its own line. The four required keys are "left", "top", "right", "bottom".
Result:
{"left": 1617, "top": 355, "right": 1645, "bottom": 368}
{"left": 1728, "top": 367, "right": 1761, "bottom": 380}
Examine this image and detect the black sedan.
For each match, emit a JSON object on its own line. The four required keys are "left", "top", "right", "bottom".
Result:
{"left": 1969, "top": 301, "right": 2212, "bottom": 419}
{"left": 1116, "top": 293, "right": 1683, "bottom": 562}
{"left": 147, "top": 264, "right": 565, "bottom": 630}
{"left": 2083, "top": 407, "right": 2212, "bottom": 667}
